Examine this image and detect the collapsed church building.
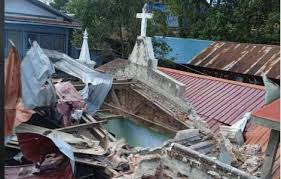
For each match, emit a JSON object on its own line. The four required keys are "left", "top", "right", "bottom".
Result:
{"left": 4, "top": 3, "right": 280, "bottom": 179}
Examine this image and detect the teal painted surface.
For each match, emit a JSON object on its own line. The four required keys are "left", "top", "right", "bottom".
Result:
{"left": 154, "top": 36, "right": 213, "bottom": 64}
{"left": 102, "top": 118, "right": 170, "bottom": 148}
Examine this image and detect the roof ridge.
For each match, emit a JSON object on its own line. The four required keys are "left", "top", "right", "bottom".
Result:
{"left": 214, "top": 41, "right": 280, "bottom": 47}
{"left": 159, "top": 67, "right": 265, "bottom": 90}
{"left": 27, "top": 0, "right": 74, "bottom": 22}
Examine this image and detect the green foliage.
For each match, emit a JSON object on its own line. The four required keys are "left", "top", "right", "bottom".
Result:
{"left": 165, "top": 0, "right": 280, "bottom": 45}
{"left": 152, "top": 37, "right": 173, "bottom": 60}
{"left": 66, "top": 0, "right": 170, "bottom": 57}
{"left": 50, "top": 0, "right": 68, "bottom": 11}
{"left": 55, "top": 0, "right": 279, "bottom": 59}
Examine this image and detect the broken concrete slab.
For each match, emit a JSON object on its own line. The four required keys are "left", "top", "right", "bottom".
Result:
{"left": 174, "top": 129, "right": 200, "bottom": 141}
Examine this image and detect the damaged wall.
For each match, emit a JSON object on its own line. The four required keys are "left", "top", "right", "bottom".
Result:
{"left": 103, "top": 84, "right": 190, "bottom": 133}
{"left": 101, "top": 36, "right": 209, "bottom": 133}
{"left": 123, "top": 144, "right": 258, "bottom": 179}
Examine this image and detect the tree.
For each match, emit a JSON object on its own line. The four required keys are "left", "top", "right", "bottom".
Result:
{"left": 165, "top": 0, "right": 280, "bottom": 45}
{"left": 50, "top": 0, "right": 68, "bottom": 11}
{"left": 67, "top": 0, "right": 170, "bottom": 58}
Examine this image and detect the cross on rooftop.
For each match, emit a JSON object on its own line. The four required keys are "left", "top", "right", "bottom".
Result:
{"left": 136, "top": 5, "right": 153, "bottom": 37}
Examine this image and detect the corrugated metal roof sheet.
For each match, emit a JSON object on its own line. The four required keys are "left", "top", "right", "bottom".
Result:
{"left": 5, "top": 16, "right": 80, "bottom": 28}
{"left": 153, "top": 36, "right": 213, "bottom": 64}
{"left": 245, "top": 125, "right": 280, "bottom": 179}
{"left": 159, "top": 67, "right": 265, "bottom": 133}
{"left": 190, "top": 41, "right": 280, "bottom": 79}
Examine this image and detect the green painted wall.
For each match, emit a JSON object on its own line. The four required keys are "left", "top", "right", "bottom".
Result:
{"left": 102, "top": 118, "right": 170, "bottom": 148}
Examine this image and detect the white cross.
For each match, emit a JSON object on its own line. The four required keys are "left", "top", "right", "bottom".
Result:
{"left": 136, "top": 7, "right": 153, "bottom": 37}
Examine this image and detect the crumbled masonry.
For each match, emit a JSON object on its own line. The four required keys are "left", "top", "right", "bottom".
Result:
{"left": 4, "top": 33, "right": 278, "bottom": 179}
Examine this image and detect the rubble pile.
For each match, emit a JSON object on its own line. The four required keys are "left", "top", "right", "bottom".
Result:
{"left": 4, "top": 42, "right": 267, "bottom": 179}
{"left": 4, "top": 43, "right": 117, "bottom": 178}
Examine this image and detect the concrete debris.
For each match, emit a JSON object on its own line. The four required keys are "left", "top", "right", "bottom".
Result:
{"left": 220, "top": 112, "right": 251, "bottom": 146}
{"left": 217, "top": 134, "right": 238, "bottom": 165}
{"left": 107, "top": 139, "right": 137, "bottom": 172}
{"left": 216, "top": 135, "right": 264, "bottom": 176}
{"left": 114, "top": 141, "right": 259, "bottom": 179}
{"left": 4, "top": 39, "right": 268, "bottom": 179}
{"left": 174, "top": 129, "right": 199, "bottom": 141}
{"left": 236, "top": 144, "right": 264, "bottom": 176}
{"left": 132, "top": 154, "right": 162, "bottom": 179}
{"left": 238, "top": 144, "right": 262, "bottom": 157}
{"left": 219, "top": 126, "right": 244, "bottom": 146}
{"left": 241, "top": 156, "right": 264, "bottom": 174}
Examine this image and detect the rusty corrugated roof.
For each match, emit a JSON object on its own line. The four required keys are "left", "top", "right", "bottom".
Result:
{"left": 190, "top": 41, "right": 280, "bottom": 79}
{"left": 5, "top": 47, "right": 21, "bottom": 136}
{"left": 245, "top": 125, "right": 280, "bottom": 179}
{"left": 159, "top": 67, "right": 265, "bottom": 133}
{"left": 96, "top": 58, "right": 129, "bottom": 73}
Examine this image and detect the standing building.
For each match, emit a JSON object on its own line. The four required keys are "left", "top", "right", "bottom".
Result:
{"left": 4, "top": 0, "right": 80, "bottom": 58}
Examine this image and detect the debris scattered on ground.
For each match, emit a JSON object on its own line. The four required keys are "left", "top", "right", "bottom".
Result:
{"left": 4, "top": 42, "right": 267, "bottom": 179}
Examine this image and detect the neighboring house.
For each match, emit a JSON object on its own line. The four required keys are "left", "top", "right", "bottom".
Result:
{"left": 153, "top": 36, "right": 213, "bottom": 63}
{"left": 190, "top": 41, "right": 280, "bottom": 82}
{"left": 154, "top": 36, "right": 280, "bottom": 85}
{"left": 4, "top": 0, "right": 80, "bottom": 58}
{"left": 147, "top": 2, "right": 179, "bottom": 28}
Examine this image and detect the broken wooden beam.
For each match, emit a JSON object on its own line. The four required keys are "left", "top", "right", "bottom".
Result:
{"left": 103, "top": 102, "right": 177, "bottom": 134}
{"left": 56, "top": 120, "right": 107, "bottom": 133}
{"left": 97, "top": 114, "right": 123, "bottom": 120}
{"left": 132, "top": 88, "right": 191, "bottom": 128}
{"left": 83, "top": 113, "right": 116, "bottom": 142}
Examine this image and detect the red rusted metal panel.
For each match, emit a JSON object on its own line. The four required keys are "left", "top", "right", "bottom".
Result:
{"left": 11, "top": 133, "right": 75, "bottom": 179}
{"left": 96, "top": 58, "right": 129, "bottom": 73}
{"left": 162, "top": 67, "right": 279, "bottom": 178}
{"left": 17, "top": 133, "right": 58, "bottom": 163}
{"left": 159, "top": 67, "right": 265, "bottom": 132}
{"left": 252, "top": 99, "right": 280, "bottom": 123}
{"left": 245, "top": 125, "right": 280, "bottom": 179}
{"left": 190, "top": 41, "right": 280, "bottom": 79}
{"left": 5, "top": 47, "right": 34, "bottom": 136}
{"left": 5, "top": 47, "right": 21, "bottom": 136}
